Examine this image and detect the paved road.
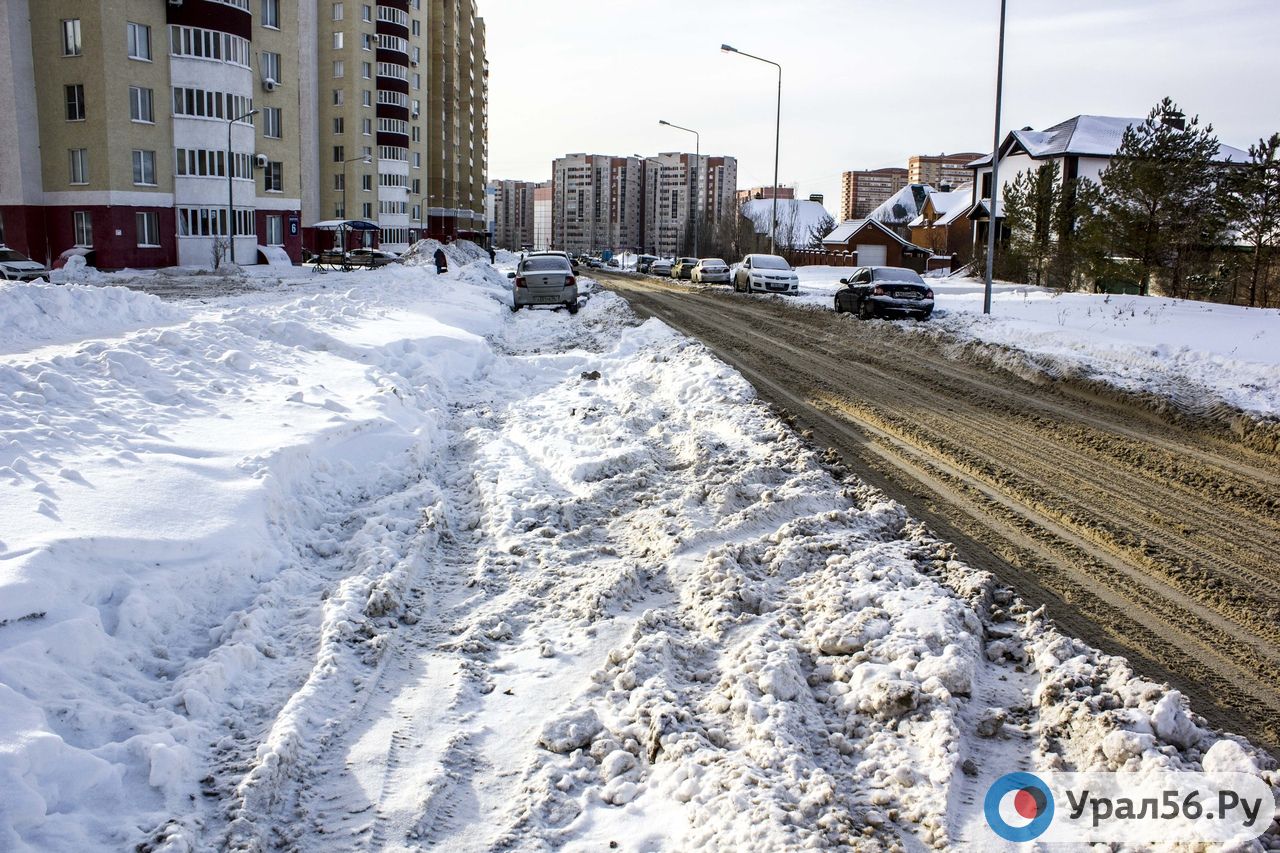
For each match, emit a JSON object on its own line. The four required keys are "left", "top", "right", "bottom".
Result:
{"left": 596, "top": 271, "right": 1280, "bottom": 755}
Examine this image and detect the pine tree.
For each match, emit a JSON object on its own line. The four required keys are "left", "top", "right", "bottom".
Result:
{"left": 1096, "top": 97, "right": 1223, "bottom": 296}
{"left": 808, "top": 213, "right": 837, "bottom": 248}
{"left": 1002, "top": 161, "right": 1062, "bottom": 286}
{"left": 1225, "top": 133, "right": 1280, "bottom": 307}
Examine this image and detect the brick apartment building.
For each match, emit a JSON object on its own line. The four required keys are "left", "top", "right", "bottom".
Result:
{"left": 839, "top": 168, "right": 908, "bottom": 220}
{"left": 0, "top": 0, "right": 488, "bottom": 269}
{"left": 907, "top": 153, "right": 983, "bottom": 190}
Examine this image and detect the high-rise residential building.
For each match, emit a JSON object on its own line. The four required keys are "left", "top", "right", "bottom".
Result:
{"left": 0, "top": 0, "right": 487, "bottom": 269}
{"left": 839, "top": 168, "right": 908, "bottom": 220}
{"left": 532, "top": 181, "right": 551, "bottom": 250}
{"left": 907, "top": 153, "right": 984, "bottom": 190}
{"left": 489, "top": 178, "right": 537, "bottom": 249}
{"left": 551, "top": 152, "right": 737, "bottom": 257}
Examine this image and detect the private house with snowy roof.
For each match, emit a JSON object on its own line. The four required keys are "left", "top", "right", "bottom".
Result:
{"left": 820, "top": 217, "right": 932, "bottom": 269}
{"left": 909, "top": 183, "right": 975, "bottom": 262}
{"left": 966, "top": 114, "right": 1250, "bottom": 249}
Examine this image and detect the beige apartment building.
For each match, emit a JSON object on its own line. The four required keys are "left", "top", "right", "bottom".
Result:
{"left": 0, "top": 0, "right": 487, "bottom": 268}
{"left": 908, "top": 153, "right": 983, "bottom": 190}
{"left": 839, "top": 168, "right": 908, "bottom": 220}
{"left": 532, "top": 181, "right": 552, "bottom": 250}
{"left": 489, "top": 178, "right": 537, "bottom": 249}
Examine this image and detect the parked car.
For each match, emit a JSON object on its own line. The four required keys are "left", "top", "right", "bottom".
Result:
{"left": 0, "top": 246, "right": 51, "bottom": 282}
{"left": 671, "top": 257, "right": 700, "bottom": 280}
{"left": 649, "top": 259, "right": 673, "bottom": 276}
{"left": 635, "top": 254, "right": 659, "bottom": 274}
{"left": 732, "top": 254, "right": 799, "bottom": 294}
{"left": 509, "top": 254, "right": 579, "bottom": 314}
{"left": 606, "top": 257, "right": 620, "bottom": 268}
{"left": 691, "top": 258, "right": 730, "bottom": 284}
{"left": 834, "top": 266, "right": 934, "bottom": 320}
{"left": 348, "top": 248, "right": 401, "bottom": 267}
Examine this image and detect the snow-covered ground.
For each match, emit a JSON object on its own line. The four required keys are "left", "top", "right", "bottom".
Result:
{"left": 690, "top": 265, "right": 1280, "bottom": 420}
{"left": 1, "top": 254, "right": 1276, "bottom": 851}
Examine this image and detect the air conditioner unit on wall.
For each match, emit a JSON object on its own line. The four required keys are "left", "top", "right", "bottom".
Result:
{"left": 262, "top": 78, "right": 278, "bottom": 93}
{"left": 254, "top": 153, "right": 269, "bottom": 169}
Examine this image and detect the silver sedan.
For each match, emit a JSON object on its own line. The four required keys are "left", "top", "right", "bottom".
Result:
{"left": 509, "top": 255, "right": 579, "bottom": 314}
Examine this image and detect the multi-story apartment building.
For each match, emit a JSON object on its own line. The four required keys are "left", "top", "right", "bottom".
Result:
{"left": 735, "top": 185, "right": 794, "bottom": 204}
{"left": 551, "top": 152, "right": 737, "bottom": 257}
{"left": 532, "top": 181, "right": 551, "bottom": 250}
{"left": 489, "top": 178, "right": 537, "bottom": 249}
{"left": 0, "top": 0, "right": 487, "bottom": 269}
{"left": 907, "top": 153, "right": 983, "bottom": 190}
{"left": 839, "top": 168, "right": 908, "bottom": 220}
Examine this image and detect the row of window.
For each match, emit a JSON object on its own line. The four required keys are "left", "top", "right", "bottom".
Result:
{"left": 172, "top": 88, "right": 255, "bottom": 122}
{"left": 175, "top": 149, "right": 255, "bottom": 180}
{"left": 66, "top": 148, "right": 285, "bottom": 191}
{"left": 168, "top": 26, "right": 252, "bottom": 67}
{"left": 66, "top": 209, "right": 288, "bottom": 249}
{"left": 379, "top": 201, "right": 407, "bottom": 215}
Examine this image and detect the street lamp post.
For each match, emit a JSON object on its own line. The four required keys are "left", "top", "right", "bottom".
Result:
{"left": 982, "top": 0, "right": 1009, "bottom": 315}
{"left": 722, "top": 44, "right": 781, "bottom": 255}
{"left": 340, "top": 153, "right": 373, "bottom": 253}
{"left": 226, "top": 108, "right": 258, "bottom": 266}
{"left": 659, "top": 120, "right": 700, "bottom": 258}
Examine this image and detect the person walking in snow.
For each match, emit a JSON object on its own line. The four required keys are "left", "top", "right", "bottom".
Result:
{"left": 433, "top": 246, "right": 448, "bottom": 275}
{"left": 488, "top": 245, "right": 496, "bottom": 264}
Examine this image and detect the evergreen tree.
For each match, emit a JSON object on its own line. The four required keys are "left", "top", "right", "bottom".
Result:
{"left": 1225, "top": 133, "right": 1280, "bottom": 306}
{"left": 808, "top": 213, "right": 837, "bottom": 248}
{"left": 1002, "top": 161, "right": 1062, "bottom": 286}
{"left": 1095, "top": 97, "right": 1223, "bottom": 296}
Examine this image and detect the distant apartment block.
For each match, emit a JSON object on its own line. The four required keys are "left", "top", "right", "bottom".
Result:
{"left": 551, "top": 152, "right": 737, "bottom": 256}
{"left": 532, "top": 181, "right": 551, "bottom": 249}
{"left": 839, "top": 168, "right": 908, "bottom": 220}
{"left": 908, "top": 153, "right": 984, "bottom": 190}
{"left": 490, "top": 179, "right": 538, "bottom": 249}
{"left": 735, "top": 185, "right": 794, "bottom": 204}
{"left": 0, "top": 0, "right": 488, "bottom": 269}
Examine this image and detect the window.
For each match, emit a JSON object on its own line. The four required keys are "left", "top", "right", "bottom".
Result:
{"left": 413, "top": 151, "right": 421, "bottom": 168}
{"left": 62, "top": 19, "right": 82, "bottom": 56}
{"left": 332, "top": 89, "right": 344, "bottom": 105}
{"left": 263, "top": 161, "right": 283, "bottom": 192}
{"left": 362, "top": 5, "right": 372, "bottom": 22}
{"left": 411, "top": 178, "right": 420, "bottom": 194}
{"left": 168, "top": 26, "right": 252, "bottom": 67}
{"left": 129, "top": 86, "right": 154, "bottom": 122}
{"left": 334, "top": 174, "right": 344, "bottom": 190}
{"left": 361, "top": 117, "right": 372, "bottom": 135}
{"left": 333, "top": 145, "right": 344, "bottom": 163}
{"left": 69, "top": 149, "right": 88, "bottom": 184}
{"left": 362, "top": 202, "right": 372, "bottom": 218}
{"left": 262, "top": 107, "right": 282, "bottom": 138}
{"left": 175, "top": 149, "right": 253, "bottom": 179}
{"left": 411, "top": 19, "right": 420, "bottom": 36}
{"left": 136, "top": 212, "right": 160, "bottom": 247}
{"left": 361, "top": 61, "right": 372, "bottom": 79}
{"left": 411, "top": 125, "right": 419, "bottom": 142}
{"left": 333, "top": 60, "right": 344, "bottom": 78}
{"left": 361, "top": 33, "right": 373, "bottom": 51}
{"left": 266, "top": 215, "right": 283, "bottom": 246}
{"left": 361, "top": 90, "right": 372, "bottom": 107}
{"left": 412, "top": 72, "right": 421, "bottom": 89}
{"left": 332, "top": 2, "right": 344, "bottom": 20}
{"left": 333, "top": 116, "right": 344, "bottom": 134}
{"left": 127, "top": 22, "right": 151, "bottom": 61}
{"left": 262, "top": 51, "right": 281, "bottom": 82}
{"left": 65, "top": 84, "right": 85, "bottom": 121}
{"left": 332, "top": 32, "right": 343, "bottom": 49}
{"left": 261, "top": 0, "right": 280, "bottom": 28}
{"left": 133, "top": 150, "right": 156, "bottom": 185}
{"left": 73, "top": 211, "right": 93, "bottom": 247}
{"left": 361, "top": 174, "right": 372, "bottom": 191}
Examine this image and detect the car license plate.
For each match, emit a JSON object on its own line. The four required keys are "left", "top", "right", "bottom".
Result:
{"left": 896, "top": 291, "right": 920, "bottom": 299}
{"left": 534, "top": 295, "right": 560, "bottom": 304}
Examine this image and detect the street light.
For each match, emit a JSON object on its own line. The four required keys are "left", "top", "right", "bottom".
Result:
{"left": 982, "top": 0, "right": 1008, "bottom": 315}
{"left": 226, "top": 107, "right": 258, "bottom": 265}
{"left": 340, "top": 153, "right": 373, "bottom": 252}
{"left": 659, "top": 120, "right": 701, "bottom": 258}
{"left": 722, "top": 43, "right": 781, "bottom": 254}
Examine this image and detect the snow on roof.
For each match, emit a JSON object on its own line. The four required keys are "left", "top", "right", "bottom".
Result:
{"left": 821, "top": 217, "right": 924, "bottom": 250}
{"left": 867, "top": 184, "right": 933, "bottom": 226}
{"left": 969, "top": 115, "right": 1251, "bottom": 166}
{"left": 741, "top": 198, "right": 834, "bottom": 246}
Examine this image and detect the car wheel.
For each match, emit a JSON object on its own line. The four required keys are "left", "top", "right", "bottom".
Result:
{"left": 834, "top": 298, "right": 844, "bottom": 314}
{"left": 566, "top": 301, "right": 579, "bottom": 315}
{"left": 916, "top": 310, "right": 932, "bottom": 321}
{"left": 858, "top": 299, "right": 875, "bottom": 320}
{"left": 510, "top": 303, "right": 522, "bottom": 312}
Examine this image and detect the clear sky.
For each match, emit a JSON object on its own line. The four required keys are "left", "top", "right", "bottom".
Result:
{"left": 479, "top": 0, "right": 1280, "bottom": 215}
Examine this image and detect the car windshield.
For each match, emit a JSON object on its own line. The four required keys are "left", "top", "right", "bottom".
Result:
{"left": 702, "top": 259, "right": 726, "bottom": 266}
{"left": 0, "top": 250, "right": 31, "bottom": 262}
{"left": 522, "top": 257, "right": 571, "bottom": 272}
{"left": 872, "top": 268, "right": 926, "bottom": 285}
{"left": 752, "top": 255, "right": 789, "bottom": 270}
{"left": 679, "top": 258, "right": 697, "bottom": 265}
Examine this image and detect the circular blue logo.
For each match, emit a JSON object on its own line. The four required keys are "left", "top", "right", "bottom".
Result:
{"left": 984, "top": 771, "right": 1055, "bottom": 842}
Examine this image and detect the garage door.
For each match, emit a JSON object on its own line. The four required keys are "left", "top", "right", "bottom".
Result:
{"left": 856, "top": 244, "right": 887, "bottom": 266}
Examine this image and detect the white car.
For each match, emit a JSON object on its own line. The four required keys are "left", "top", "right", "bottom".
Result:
{"left": 0, "top": 246, "right": 51, "bottom": 282}
{"left": 649, "top": 259, "right": 673, "bottom": 276}
{"left": 732, "top": 254, "right": 799, "bottom": 294}
{"left": 691, "top": 258, "right": 730, "bottom": 284}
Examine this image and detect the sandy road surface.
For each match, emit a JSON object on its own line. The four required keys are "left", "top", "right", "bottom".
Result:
{"left": 597, "top": 271, "right": 1280, "bottom": 755}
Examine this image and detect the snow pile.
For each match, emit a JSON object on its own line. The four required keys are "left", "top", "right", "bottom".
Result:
{"left": 784, "top": 268, "right": 1280, "bottom": 421}
{"left": 0, "top": 281, "right": 183, "bottom": 354}
{"left": 402, "top": 238, "right": 491, "bottom": 269}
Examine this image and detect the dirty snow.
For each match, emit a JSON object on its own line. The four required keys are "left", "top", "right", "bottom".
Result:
{"left": 1, "top": 253, "right": 1277, "bottom": 851}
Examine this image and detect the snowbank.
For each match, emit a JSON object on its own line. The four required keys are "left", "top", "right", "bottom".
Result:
{"left": 0, "top": 281, "right": 183, "bottom": 354}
